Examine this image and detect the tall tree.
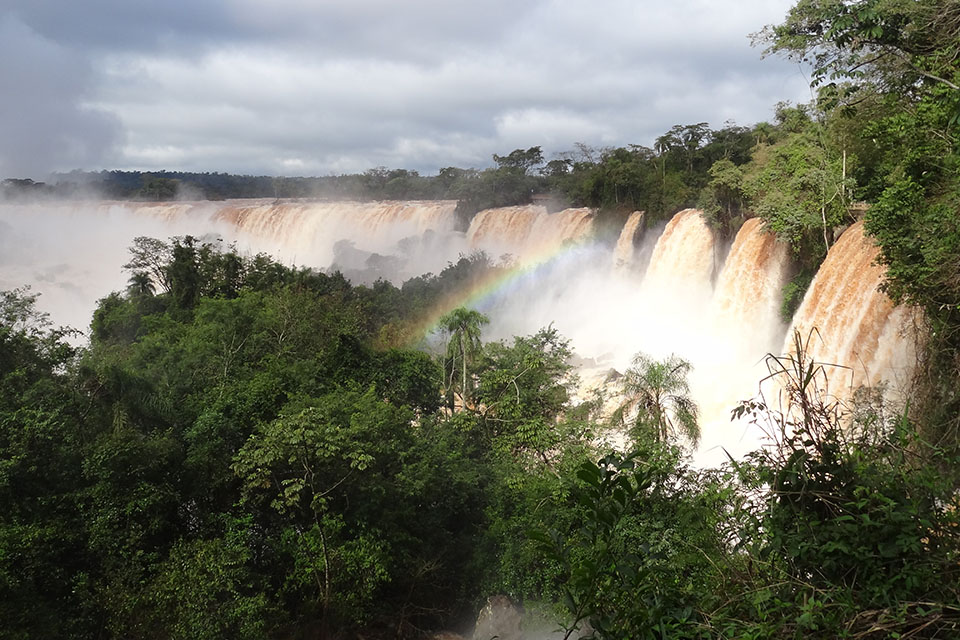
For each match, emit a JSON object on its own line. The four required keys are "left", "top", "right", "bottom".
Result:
{"left": 167, "top": 236, "right": 201, "bottom": 310}
{"left": 761, "top": 0, "right": 960, "bottom": 112}
{"left": 438, "top": 307, "right": 489, "bottom": 411}
{"left": 124, "top": 237, "right": 172, "bottom": 294}
{"left": 616, "top": 353, "right": 699, "bottom": 446}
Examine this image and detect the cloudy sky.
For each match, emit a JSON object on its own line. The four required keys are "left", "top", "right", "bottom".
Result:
{"left": 1, "top": 0, "right": 812, "bottom": 179}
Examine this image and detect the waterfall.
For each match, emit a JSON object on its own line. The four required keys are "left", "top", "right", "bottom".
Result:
{"left": 0, "top": 199, "right": 463, "bottom": 329}
{"left": 466, "top": 204, "right": 594, "bottom": 264}
{"left": 785, "top": 221, "right": 916, "bottom": 399}
{"left": 521, "top": 207, "right": 594, "bottom": 264}
{"left": 613, "top": 211, "right": 645, "bottom": 269}
{"left": 466, "top": 205, "right": 542, "bottom": 251}
{"left": 214, "top": 199, "right": 457, "bottom": 241}
{"left": 709, "top": 217, "right": 791, "bottom": 353}
{"left": 643, "top": 208, "right": 716, "bottom": 300}
{"left": 0, "top": 199, "right": 918, "bottom": 464}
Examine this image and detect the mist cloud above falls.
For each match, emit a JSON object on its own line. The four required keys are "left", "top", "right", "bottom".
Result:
{"left": 2, "top": 0, "right": 811, "bottom": 178}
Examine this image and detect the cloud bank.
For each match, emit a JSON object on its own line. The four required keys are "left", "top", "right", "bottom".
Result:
{"left": 2, "top": 0, "right": 811, "bottom": 178}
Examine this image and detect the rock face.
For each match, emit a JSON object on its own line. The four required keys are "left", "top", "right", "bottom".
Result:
{"left": 473, "top": 595, "right": 524, "bottom": 640}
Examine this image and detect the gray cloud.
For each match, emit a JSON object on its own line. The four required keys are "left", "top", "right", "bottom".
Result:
{"left": 1, "top": 0, "right": 812, "bottom": 178}
{"left": 0, "top": 15, "right": 121, "bottom": 178}
{"left": 6, "top": 0, "right": 240, "bottom": 54}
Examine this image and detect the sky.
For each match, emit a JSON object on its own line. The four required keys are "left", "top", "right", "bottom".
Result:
{"left": 0, "top": 0, "right": 812, "bottom": 179}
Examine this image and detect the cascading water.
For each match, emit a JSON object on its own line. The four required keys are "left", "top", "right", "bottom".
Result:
{"left": 613, "top": 211, "right": 645, "bottom": 269}
{"left": 0, "top": 199, "right": 463, "bottom": 330}
{"left": 642, "top": 208, "right": 717, "bottom": 299}
{"left": 525, "top": 208, "right": 594, "bottom": 259}
{"left": 465, "top": 204, "right": 595, "bottom": 264}
{"left": 785, "top": 221, "right": 917, "bottom": 401}
{"left": 465, "top": 205, "right": 542, "bottom": 252}
{"left": 0, "top": 199, "right": 916, "bottom": 464}
{"left": 709, "top": 217, "right": 791, "bottom": 351}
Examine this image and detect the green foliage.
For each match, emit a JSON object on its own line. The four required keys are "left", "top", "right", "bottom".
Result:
{"left": 1, "top": 240, "right": 513, "bottom": 636}
{"left": 233, "top": 389, "right": 410, "bottom": 625}
{"left": 741, "top": 119, "right": 853, "bottom": 268}
{"left": 140, "top": 175, "right": 179, "bottom": 201}
{"left": 438, "top": 306, "right": 490, "bottom": 411}
{"left": 699, "top": 158, "right": 746, "bottom": 236}
{"left": 145, "top": 521, "right": 271, "bottom": 640}
{"left": 493, "top": 146, "right": 545, "bottom": 174}
{"left": 518, "top": 332, "right": 960, "bottom": 640}
{"left": 475, "top": 326, "right": 576, "bottom": 455}
{"left": 529, "top": 447, "right": 730, "bottom": 640}
{"left": 0, "top": 289, "right": 93, "bottom": 638}
{"left": 373, "top": 348, "right": 443, "bottom": 414}
{"left": 763, "top": 0, "right": 960, "bottom": 120}
{"left": 724, "top": 332, "right": 960, "bottom": 637}
{"left": 615, "top": 353, "right": 699, "bottom": 447}
{"left": 779, "top": 269, "right": 814, "bottom": 322}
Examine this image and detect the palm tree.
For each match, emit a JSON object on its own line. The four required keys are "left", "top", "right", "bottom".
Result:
{"left": 753, "top": 121, "right": 775, "bottom": 146}
{"left": 616, "top": 353, "right": 699, "bottom": 446}
{"left": 438, "top": 307, "right": 489, "bottom": 411}
{"left": 126, "top": 271, "right": 155, "bottom": 297}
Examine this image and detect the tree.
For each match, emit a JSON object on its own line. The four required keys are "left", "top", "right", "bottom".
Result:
{"left": 753, "top": 121, "right": 776, "bottom": 145}
{"left": 540, "top": 158, "right": 572, "bottom": 177}
{"left": 127, "top": 271, "right": 155, "bottom": 297}
{"left": 233, "top": 390, "right": 404, "bottom": 628}
{"left": 741, "top": 115, "right": 852, "bottom": 263}
{"left": 475, "top": 326, "right": 577, "bottom": 457}
{"left": 438, "top": 307, "right": 489, "bottom": 412}
{"left": 493, "top": 146, "right": 544, "bottom": 175}
{"left": 760, "top": 0, "right": 960, "bottom": 114}
{"left": 528, "top": 448, "right": 728, "bottom": 640}
{"left": 140, "top": 174, "right": 179, "bottom": 201}
{"left": 701, "top": 158, "right": 746, "bottom": 235}
{"left": 124, "top": 236, "right": 172, "bottom": 294}
{"left": 616, "top": 353, "right": 699, "bottom": 446}
{"left": 167, "top": 236, "right": 202, "bottom": 310}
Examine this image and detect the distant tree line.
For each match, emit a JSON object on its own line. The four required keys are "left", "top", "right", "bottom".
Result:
{"left": 0, "top": 120, "right": 756, "bottom": 226}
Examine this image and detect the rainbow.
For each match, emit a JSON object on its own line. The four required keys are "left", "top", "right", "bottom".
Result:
{"left": 405, "top": 234, "right": 599, "bottom": 346}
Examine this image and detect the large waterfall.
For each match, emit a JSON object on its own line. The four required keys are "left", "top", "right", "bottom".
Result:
{"left": 0, "top": 199, "right": 915, "bottom": 463}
